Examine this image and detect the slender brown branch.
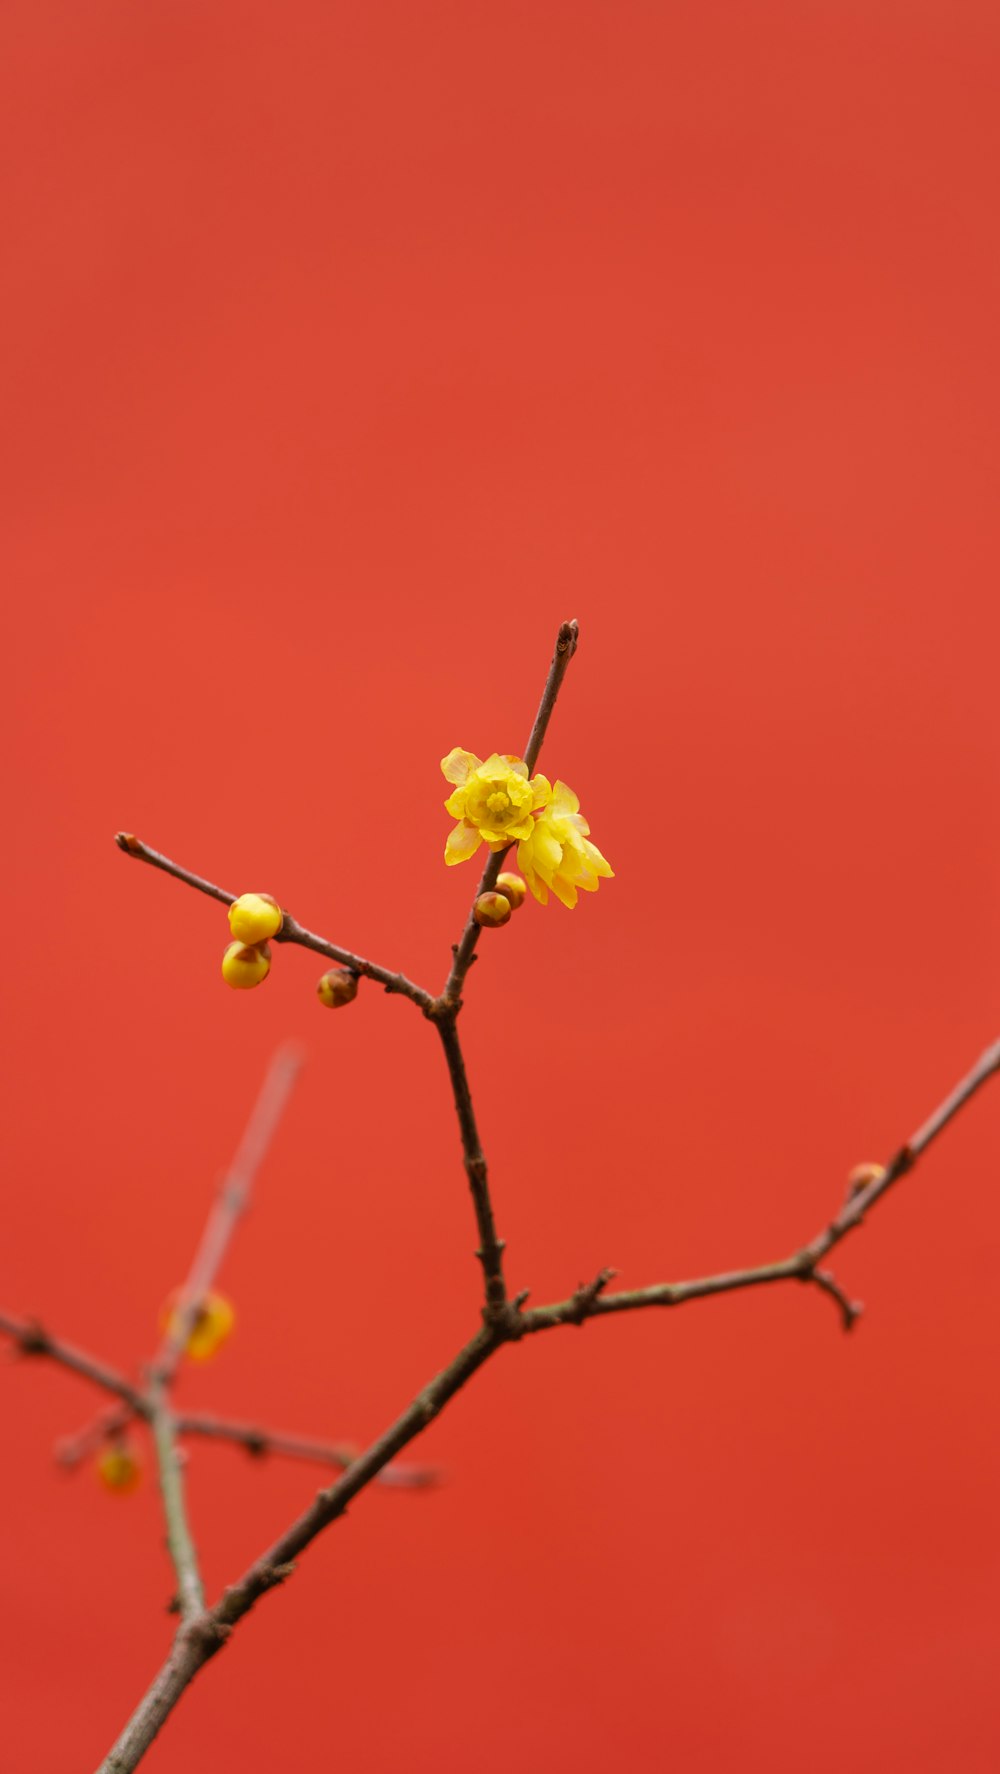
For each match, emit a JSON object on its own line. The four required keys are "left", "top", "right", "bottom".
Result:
{"left": 114, "top": 834, "right": 433, "bottom": 1010}
{"left": 152, "top": 1044, "right": 304, "bottom": 1384}
{"left": 0, "top": 1313, "right": 148, "bottom": 1415}
{"left": 174, "top": 1411, "right": 439, "bottom": 1486}
{"left": 440, "top": 618, "right": 579, "bottom": 1008}
{"left": 435, "top": 1016, "right": 507, "bottom": 1313}
{"left": 518, "top": 1034, "right": 1000, "bottom": 1337}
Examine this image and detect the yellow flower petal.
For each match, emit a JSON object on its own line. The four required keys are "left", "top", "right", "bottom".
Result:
{"left": 551, "top": 780, "right": 580, "bottom": 816}
{"left": 445, "top": 820, "right": 483, "bottom": 865}
{"left": 441, "top": 748, "right": 481, "bottom": 786}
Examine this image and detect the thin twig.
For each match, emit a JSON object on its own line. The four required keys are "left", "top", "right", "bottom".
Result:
{"left": 149, "top": 1377, "right": 203, "bottom": 1619}
{"left": 0, "top": 1314, "right": 148, "bottom": 1415}
{"left": 517, "top": 1035, "right": 1000, "bottom": 1337}
{"left": 152, "top": 1044, "right": 304, "bottom": 1384}
{"left": 174, "top": 1411, "right": 440, "bottom": 1486}
{"left": 113, "top": 834, "right": 434, "bottom": 1010}
{"left": 435, "top": 1017, "right": 507, "bottom": 1314}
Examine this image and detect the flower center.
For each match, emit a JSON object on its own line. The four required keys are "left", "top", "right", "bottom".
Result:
{"left": 487, "top": 791, "right": 511, "bottom": 815}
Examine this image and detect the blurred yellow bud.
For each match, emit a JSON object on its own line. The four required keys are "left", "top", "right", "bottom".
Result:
{"left": 222, "top": 941, "right": 271, "bottom": 989}
{"left": 160, "top": 1288, "right": 236, "bottom": 1361}
{"left": 495, "top": 872, "right": 527, "bottom": 910}
{"left": 846, "top": 1161, "right": 886, "bottom": 1197}
{"left": 97, "top": 1445, "right": 141, "bottom": 1493}
{"left": 474, "top": 892, "right": 512, "bottom": 928}
{"left": 317, "top": 968, "right": 359, "bottom": 1008}
{"left": 228, "top": 893, "right": 283, "bottom": 944}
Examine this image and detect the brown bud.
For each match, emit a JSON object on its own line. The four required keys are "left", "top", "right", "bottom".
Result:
{"left": 495, "top": 872, "right": 527, "bottom": 910}
{"left": 317, "top": 968, "right": 359, "bottom": 1008}
{"left": 474, "top": 892, "right": 512, "bottom": 929}
{"left": 115, "top": 831, "right": 142, "bottom": 854}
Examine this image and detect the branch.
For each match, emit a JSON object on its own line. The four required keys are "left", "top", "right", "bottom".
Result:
{"left": 435, "top": 1017, "right": 507, "bottom": 1314}
{"left": 113, "top": 835, "right": 434, "bottom": 1011}
{"left": 97, "top": 1327, "right": 501, "bottom": 1772}
{"left": 517, "top": 1034, "right": 1000, "bottom": 1337}
{"left": 149, "top": 1378, "right": 203, "bottom": 1619}
{"left": 152, "top": 1044, "right": 304, "bottom": 1384}
{"left": 174, "top": 1411, "right": 439, "bottom": 1486}
{"left": 0, "top": 1314, "right": 148, "bottom": 1416}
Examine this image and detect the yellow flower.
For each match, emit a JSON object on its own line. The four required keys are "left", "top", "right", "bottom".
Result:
{"left": 160, "top": 1288, "right": 236, "bottom": 1361}
{"left": 441, "top": 749, "right": 550, "bottom": 865}
{"left": 516, "top": 780, "right": 614, "bottom": 909}
{"left": 228, "top": 893, "right": 283, "bottom": 944}
{"left": 97, "top": 1445, "right": 141, "bottom": 1493}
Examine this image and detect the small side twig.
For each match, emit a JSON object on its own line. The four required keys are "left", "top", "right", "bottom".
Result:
{"left": 0, "top": 1314, "right": 148, "bottom": 1416}
{"left": 114, "top": 834, "right": 434, "bottom": 1011}
{"left": 519, "top": 1035, "right": 1000, "bottom": 1337}
{"left": 174, "top": 1412, "right": 439, "bottom": 1486}
{"left": 151, "top": 1043, "right": 304, "bottom": 1384}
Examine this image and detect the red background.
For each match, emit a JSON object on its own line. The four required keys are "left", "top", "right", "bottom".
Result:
{"left": 2, "top": 4, "right": 999, "bottom": 1769}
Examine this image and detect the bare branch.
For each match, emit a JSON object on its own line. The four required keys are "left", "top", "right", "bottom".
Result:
{"left": 152, "top": 1044, "right": 304, "bottom": 1384}
{"left": 113, "top": 834, "right": 434, "bottom": 1010}
{"left": 434, "top": 1016, "right": 507, "bottom": 1314}
{"left": 518, "top": 1035, "right": 1000, "bottom": 1337}
{"left": 174, "top": 1411, "right": 439, "bottom": 1486}
{"left": 0, "top": 1314, "right": 148, "bottom": 1416}
{"left": 149, "top": 1377, "right": 203, "bottom": 1619}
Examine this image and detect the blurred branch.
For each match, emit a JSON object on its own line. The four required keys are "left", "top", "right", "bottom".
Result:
{"left": 113, "top": 834, "right": 434, "bottom": 1010}
{"left": 174, "top": 1411, "right": 439, "bottom": 1486}
{"left": 150, "top": 1377, "right": 203, "bottom": 1620}
{"left": 151, "top": 1043, "right": 304, "bottom": 1384}
{"left": 0, "top": 1314, "right": 148, "bottom": 1416}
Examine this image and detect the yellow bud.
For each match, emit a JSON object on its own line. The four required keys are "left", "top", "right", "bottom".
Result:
{"left": 228, "top": 893, "right": 283, "bottom": 944}
{"left": 317, "top": 968, "right": 359, "bottom": 1008}
{"left": 495, "top": 871, "right": 527, "bottom": 910}
{"left": 846, "top": 1161, "right": 886, "bottom": 1196}
{"left": 474, "top": 892, "right": 512, "bottom": 928}
{"left": 160, "top": 1288, "right": 236, "bottom": 1360}
{"left": 97, "top": 1445, "right": 141, "bottom": 1493}
{"left": 222, "top": 941, "right": 271, "bottom": 989}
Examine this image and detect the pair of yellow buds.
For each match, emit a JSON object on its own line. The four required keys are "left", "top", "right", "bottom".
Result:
{"left": 222, "top": 893, "right": 283, "bottom": 989}
{"left": 221, "top": 894, "right": 358, "bottom": 1008}
{"left": 473, "top": 872, "right": 527, "bottom": 930}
